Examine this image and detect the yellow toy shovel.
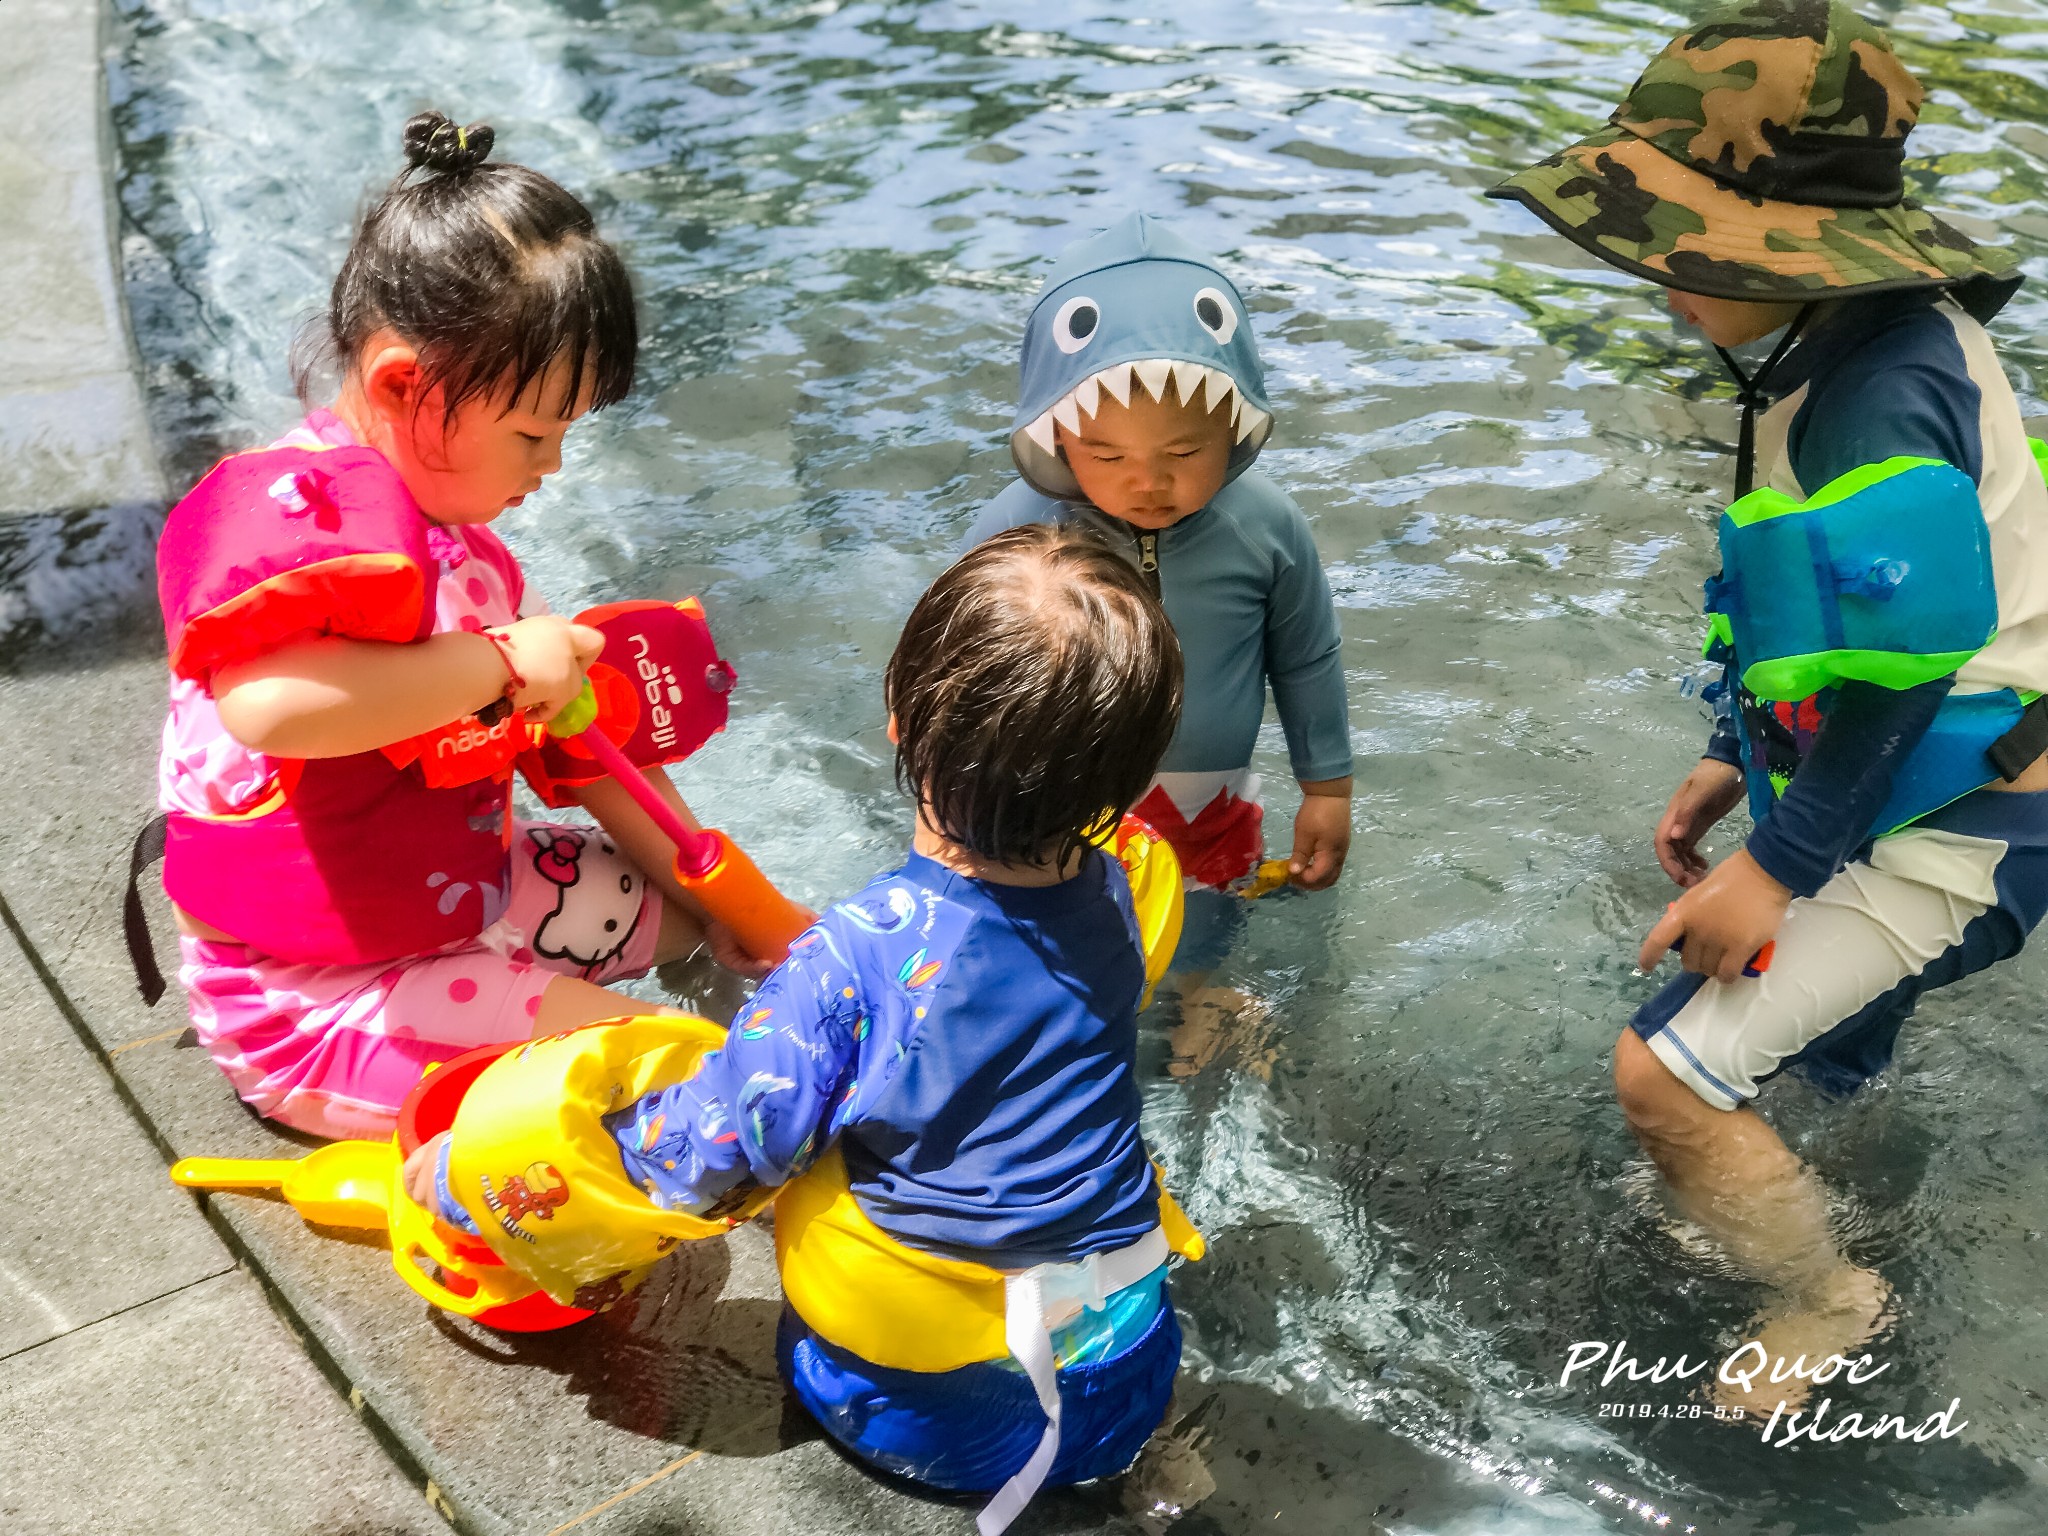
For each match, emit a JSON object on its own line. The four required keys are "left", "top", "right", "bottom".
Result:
{"left": 1231, "top": 858, "right": 1294, "bottom": 900}
{"left": 172, "top": 1141, "right": 400, "bottom": 1230}
{"left": 170, "top": 1139, "right": 546, "bottom": 1323}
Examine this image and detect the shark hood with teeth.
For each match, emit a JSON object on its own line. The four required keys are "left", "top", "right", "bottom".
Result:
{"left": 1012, "top": 213, "right": 1274, "bottom": 501}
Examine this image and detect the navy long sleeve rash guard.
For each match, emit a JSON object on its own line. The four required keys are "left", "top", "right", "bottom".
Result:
{"left": 1718, "top": 292, "right": 1993, "bottom": 898}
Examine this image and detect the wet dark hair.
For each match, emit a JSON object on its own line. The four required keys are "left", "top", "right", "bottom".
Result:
{"left": 886, "top": 525, "right": 1183, "bottom": 867}
{"left": 293, "top": 110, "right": 636, "bottom": 418}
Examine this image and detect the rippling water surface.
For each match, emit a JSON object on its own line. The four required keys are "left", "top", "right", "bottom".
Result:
{"left": 110, "top": 1, "right": 2048, "bottom": 1529}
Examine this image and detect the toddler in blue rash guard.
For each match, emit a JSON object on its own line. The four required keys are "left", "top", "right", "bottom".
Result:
{"left": 411, "top": 524, "right": 1201, "bottom": 1531}
{"left": 966, "top": 215, "right": 1353, "bottom": 996}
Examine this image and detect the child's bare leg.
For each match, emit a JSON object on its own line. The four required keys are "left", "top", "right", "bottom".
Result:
{"left": 1121, "top": 1389, "right": 1218, "bottom": 1531}
{"left": 1161, "top": 890, "right": 1268, "bottom": 1079}
{"left": 529, "top": 899, "right": 721, "bottom": 1035}
{"left": 1615, "top": 1029, "right": 1836, "bottom": 1285}
{"left": 533, "top": 974, "right": 672, "bottom": 1034}
{"left": 1613, "top": 1029, "right": 1888, "bottom": 1408}
{"left": 1165, "top": 968, "right": 1217, "bottom": 1079}
{"left": 654, "top": 894, "right": 711, "bottom": 965}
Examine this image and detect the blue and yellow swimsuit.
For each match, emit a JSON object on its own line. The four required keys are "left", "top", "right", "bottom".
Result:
{"left": 608, "top": 847, "right": 1184, "bottom": 1492}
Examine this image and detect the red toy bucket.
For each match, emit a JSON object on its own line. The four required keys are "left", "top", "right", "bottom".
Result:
{"left": 397, "top": 1043, "right": 593, "bottom": 1332}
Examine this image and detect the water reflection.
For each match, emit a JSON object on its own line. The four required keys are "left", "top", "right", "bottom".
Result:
{"left": 0, "top": 505, "right": 163, "bottom": 660}
{"left": 110, "top": 0, "right": 2048, "bottom": 1529}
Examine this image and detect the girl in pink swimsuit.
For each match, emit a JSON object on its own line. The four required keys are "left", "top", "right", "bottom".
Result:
{"left": 156, "top": 112, "right": 780, "bottom": 1140}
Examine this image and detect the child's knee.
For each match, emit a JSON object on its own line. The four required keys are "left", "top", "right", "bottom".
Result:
{"left": 1613, "top": 1027, "right": 1713, "bottom": 1135}
{"left": 535, "top": 973, "right": 654, "bottom": 1035}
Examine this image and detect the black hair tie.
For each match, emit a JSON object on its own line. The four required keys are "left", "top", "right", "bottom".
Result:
{"left": 402, "top": 111, "right": 495, "bottom": 176}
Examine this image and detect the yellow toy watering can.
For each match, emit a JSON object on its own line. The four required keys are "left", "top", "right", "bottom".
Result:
{"left": 170, "top": 1045, "right": 594, "bottom": 1331}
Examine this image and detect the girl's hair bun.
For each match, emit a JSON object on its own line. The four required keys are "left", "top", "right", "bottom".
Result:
{"left": 402, "top": 111, "right": 496, "bottom": 175}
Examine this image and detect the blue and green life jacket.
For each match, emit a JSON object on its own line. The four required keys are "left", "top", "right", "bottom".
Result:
{"left": 1705, "top": 448, "right": 2048, "bottom": 838}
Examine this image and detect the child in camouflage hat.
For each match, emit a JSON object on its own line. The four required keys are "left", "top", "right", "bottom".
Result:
{"left": 1495, "top": 0, "right": 2048, "bottom": 1401}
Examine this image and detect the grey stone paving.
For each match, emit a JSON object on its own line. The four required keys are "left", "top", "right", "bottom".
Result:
{"left": 0, "top": 0, "right": 164, "bottom": 659}
{"left": 0, "top": 849, "right": 441, "bottom": 1536}
{"left": 0, "top": 917, "right": 221, "bottom": 1359}
{"left": 0, "top": 1272, "right": 446, "bottom": 1536}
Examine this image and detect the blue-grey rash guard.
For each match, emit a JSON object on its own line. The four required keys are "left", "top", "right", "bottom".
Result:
{"left": 969, "top": 472, "right": 1352, "bottom": 783}
{"left": 1707, "top": 290, "right": 2043, "bottom": 897}
{"left": 601, "top": 848, "right": 1161, "bottom": 1269}
{"left": 964, "top": 214, "right": 1352, "bottom": 790}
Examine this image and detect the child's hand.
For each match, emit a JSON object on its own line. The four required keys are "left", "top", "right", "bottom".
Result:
{"left": 1638, "top": 849, "right": 1790, "bottom": 983}
{"left": 496, "top": 616, "right": 605, "bottom": 722}
{"left": 1289, "top": 780, "right": 1353, "bottom": 890}
{"left": 705, "top": 912, "right": 818, "bottom": 980}
{"left": 1654, "top": 759, "right": 1747, "bottom": 887}
{"left": 401, "top": 1131, "right": 450, "bottom": 1209}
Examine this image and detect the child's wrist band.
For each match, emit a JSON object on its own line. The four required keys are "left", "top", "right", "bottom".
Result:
{"left": 476, "top": 629, "right": 525, "bottom": 723}
{"left": 433, "top": 1139, "right": 481, "bottom": 1235}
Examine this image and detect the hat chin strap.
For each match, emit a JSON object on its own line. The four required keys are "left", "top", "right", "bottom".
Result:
{"left": 1714, "top": 302, "right": 1815, "bottom": 500}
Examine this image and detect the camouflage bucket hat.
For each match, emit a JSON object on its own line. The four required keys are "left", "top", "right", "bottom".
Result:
{"left": 1488, "top": 0, "right": 2020, "bottom": 311}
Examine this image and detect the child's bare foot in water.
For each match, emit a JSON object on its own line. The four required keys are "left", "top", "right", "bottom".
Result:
{"left": 1709, "top": 1265, "right": 1894, "bottom": 1415}
{"left": 1167, "top": 983, "right": 1275, "bottom": 1081}
{"left": 1121, "top": 1393, "right": 1219, "bottom": 1532}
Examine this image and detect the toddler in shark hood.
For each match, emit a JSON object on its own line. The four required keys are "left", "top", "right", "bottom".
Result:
{"left": 967, "top": 215, "right": 1353, "bottom": 957}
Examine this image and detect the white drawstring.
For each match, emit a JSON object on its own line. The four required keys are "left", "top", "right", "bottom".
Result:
{"left": 979, "top": 1272, "right": 1062, "bottom": 1535}
{"left": 976, "top": 1228, "right": 1171, "bottom": 1536}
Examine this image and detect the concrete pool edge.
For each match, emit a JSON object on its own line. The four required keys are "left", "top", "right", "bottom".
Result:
{"left": 0, "top": 0, "right": 167, "bottom": 520}
{"left": 0, "top": 0, "right": 167, "bottom": 650}
{"left": 0, "top": 3, "right": 453, "bottom": 1525}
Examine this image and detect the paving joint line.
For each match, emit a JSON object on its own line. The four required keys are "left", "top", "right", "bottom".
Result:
{"left": 109, "top": 1024, "right": 192, "bottom": 1055}
{"left": 0, "top": 881, "right": 470, "bottom": 1534}
{"left": 0, "top": 1264, "right": 236, "bottom": 1365}
{"left": 539, "top": 1402, "right": 786, "bottom": 1535}
{"left": 541, "top": 1450, "right": 707, "bottom": 1536}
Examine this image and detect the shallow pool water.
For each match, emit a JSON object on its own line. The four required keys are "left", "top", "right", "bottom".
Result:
{"left": 110, "top": 1, "right": 2048, "bottom": 1530}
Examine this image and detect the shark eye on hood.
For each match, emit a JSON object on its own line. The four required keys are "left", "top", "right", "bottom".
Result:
{"left": 1191, "top": 287, "right": 1238, "bottom": 345}
{"left": 1052, "top": 295, "right": 1101, "bottom": 355}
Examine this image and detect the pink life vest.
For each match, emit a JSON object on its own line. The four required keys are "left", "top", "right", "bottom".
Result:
{"left": 157, "top": 442, "right": 515, "bottom": 965}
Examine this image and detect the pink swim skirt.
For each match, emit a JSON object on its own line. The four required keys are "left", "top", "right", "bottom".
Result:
{"left": 178, "top": 820, "right": 665, "bottom": 1140}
